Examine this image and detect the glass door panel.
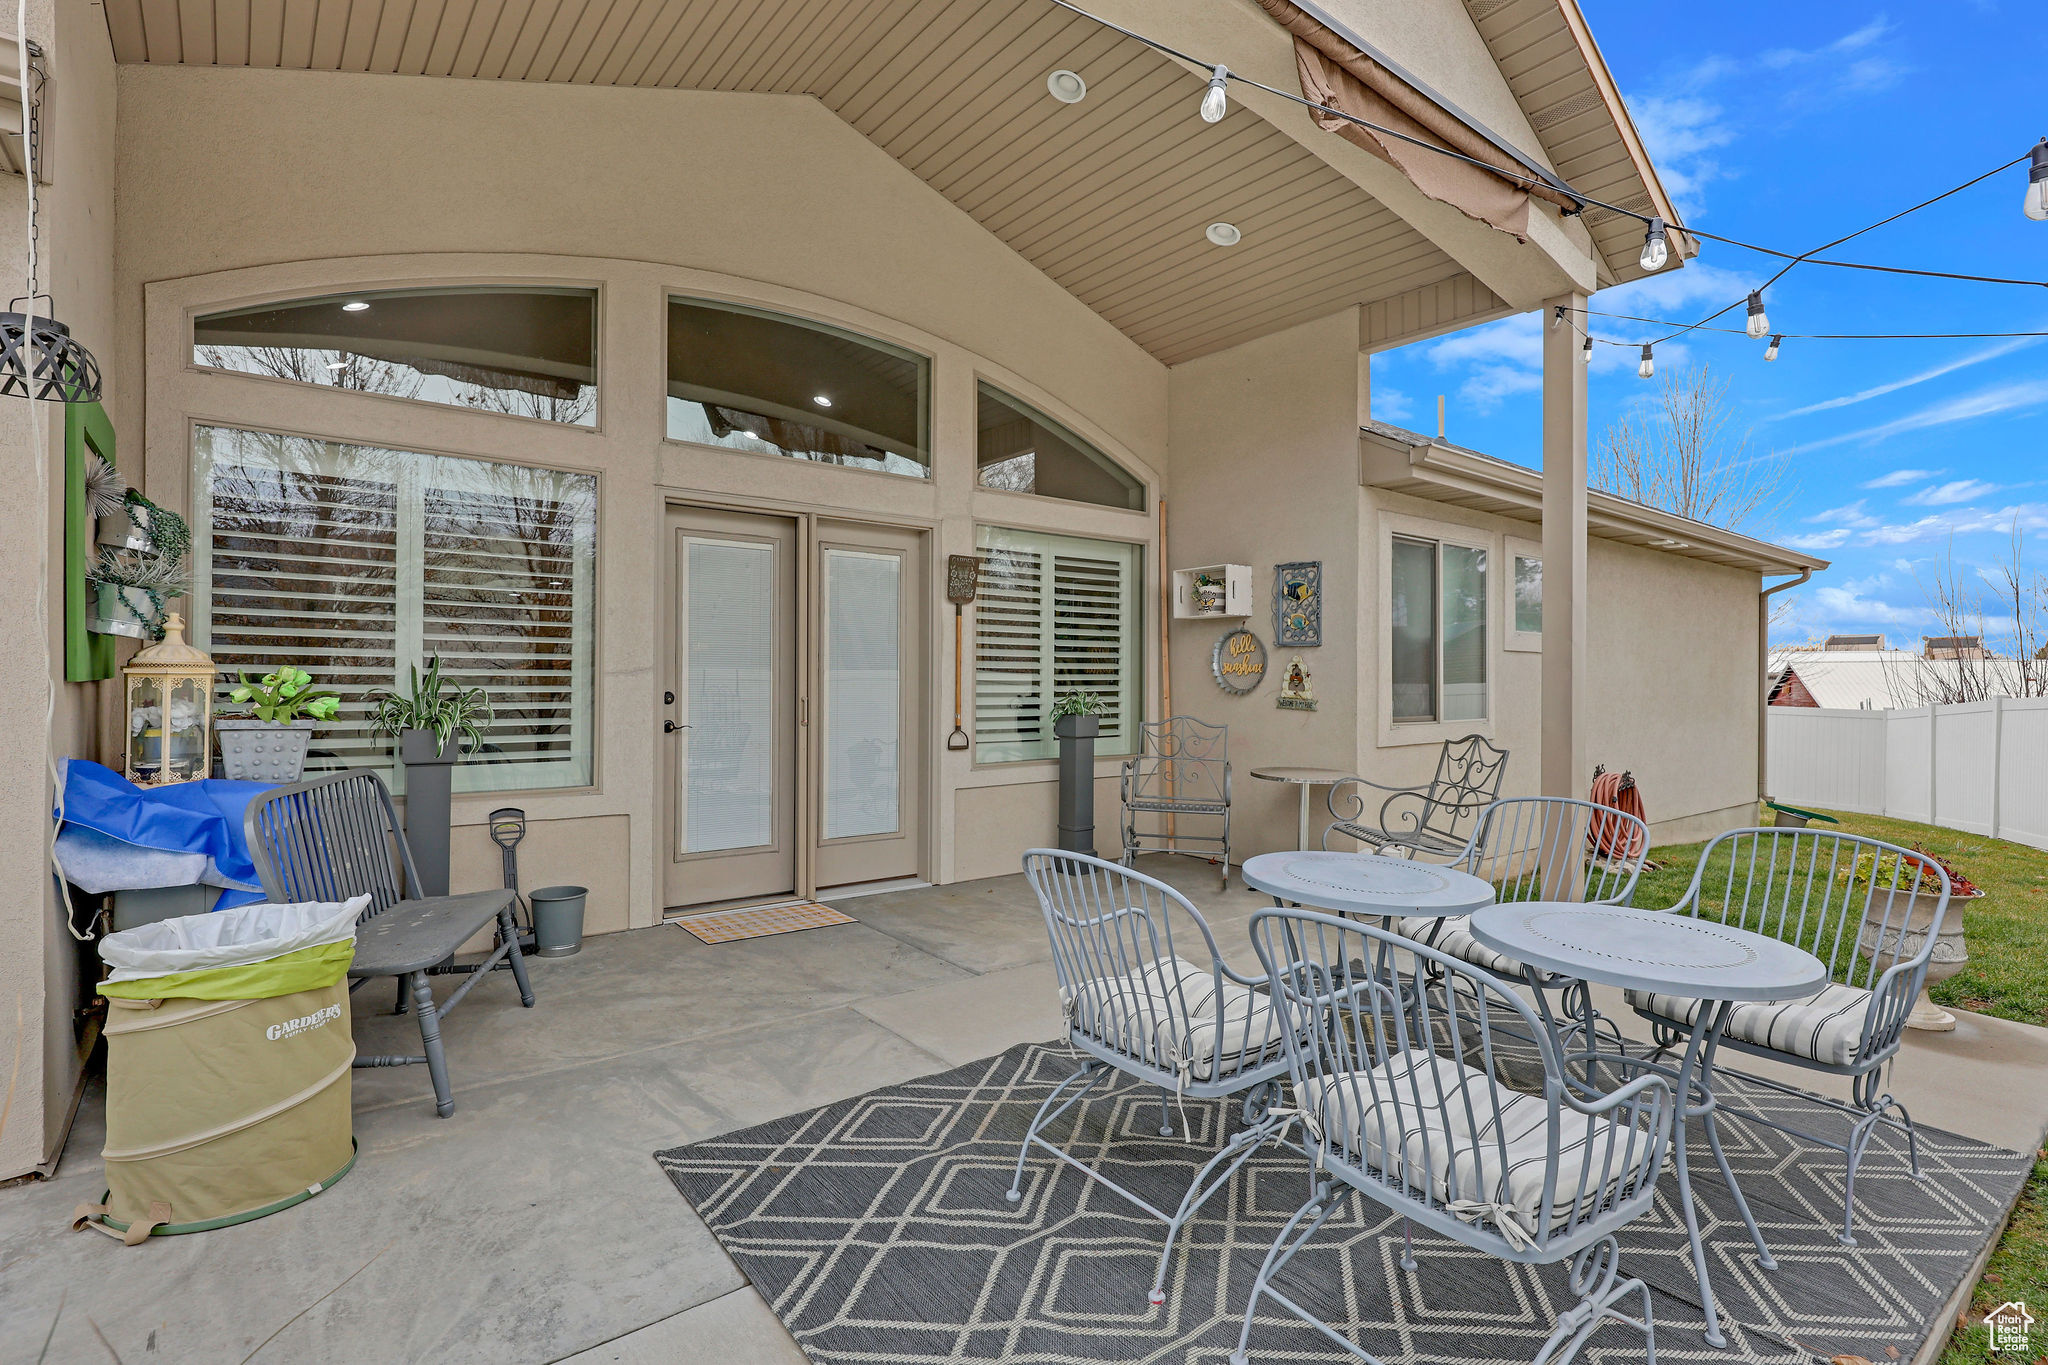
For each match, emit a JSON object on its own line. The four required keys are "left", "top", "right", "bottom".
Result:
{"left": 821, "top": 549, "right": 902, "bottom": 840}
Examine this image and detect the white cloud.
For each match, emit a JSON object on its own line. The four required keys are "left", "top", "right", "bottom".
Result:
{"left": 1782, "top": 378, "right": 2048, "bottom": 455}
{"left": 1905, "top": 479, "right": 2001, "bottom": 506}
{"left": 1782, "top": 528, "right": 1852, "bottom": 551}
{"left": 1371, "top": 386, "right": 1414, "bottom": 423}
{"left": 1779, "top": 337, "right": 2042, "bottom": 419}
{"left": 1861, "top": 503, "right": 2048, "bottom": 545}
{"left": 1626, "top": 94, "right": 1732, "bottom": 216}
{"left": 1860, "top": 467, "right": 1942, "bottom": 489}
{"left": 1810, "top": 583, "right": 1927, "bottom": 626}
{"left": 1806, "top": 499, "right": 1879, "bottom": 528}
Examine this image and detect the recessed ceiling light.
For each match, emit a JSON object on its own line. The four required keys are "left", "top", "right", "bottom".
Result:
{"left": 1205, "top": 222, "right": 1242, "bottom": 246}
{"left": 1047, "top": 70, "right": 1087, "bottom": 104}
{"left": 813, "top": 394, "right": 833, "bottom": 408}
{"left": 341, "top": 301, "right": 370, "bottom": 312}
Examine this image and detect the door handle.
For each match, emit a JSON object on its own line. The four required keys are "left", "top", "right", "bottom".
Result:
{"left": 664, "top": 720, "right": 690, "bottom": 734}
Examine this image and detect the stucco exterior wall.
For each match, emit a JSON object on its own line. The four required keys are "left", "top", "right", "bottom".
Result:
{"left": 0, "top": 0, "right": 117, "bottom": 1180}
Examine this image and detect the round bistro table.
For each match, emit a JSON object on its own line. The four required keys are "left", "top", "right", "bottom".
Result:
{"left": 1247, "top": 767, "right": 1357, "bottom": 852}
{"left": 1469, "top": 901, "right": 1829, "bottom": 1349}
{"left": 1241, "top": 851, "right": 1496, "bottom": 922}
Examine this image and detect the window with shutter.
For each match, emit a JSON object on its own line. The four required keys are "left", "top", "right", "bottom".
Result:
{"left": 194, "top": 425, "right": 598, "bottom": 793}
{"left": 972, "top": 525, "right": 1141, "bottom": 763}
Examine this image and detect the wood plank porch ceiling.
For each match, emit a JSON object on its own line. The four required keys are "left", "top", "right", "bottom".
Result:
{"left": 103, "top": 0, "right": 1474, "bottom": 365}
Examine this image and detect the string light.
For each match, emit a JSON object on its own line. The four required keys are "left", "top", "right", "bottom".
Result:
{"left": 1637, "top": 344, "right": 1655, "bottom": 379}
{"left": 1551, "top": 306, "right": 1564, "bottom": 330}
{"left": 1745, "top": 291, "right": 1770, "bottom": 340}
{"left": 1765, "top": 334, "right": 1782, "bottom": 362}
{"left": 1200, "top": 65, "right": 1228, "bottom": 123}
{"left": 1580, "top": 334, "right": 1593, "bottom": 364}
{"left": 1639, "top": 217, "right": 1669, "bottom": 273}
{"left": 2028, "top": 139, "right": 2048, "bottom": 221}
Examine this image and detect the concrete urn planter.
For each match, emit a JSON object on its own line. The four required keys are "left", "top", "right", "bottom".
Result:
{"left": 1856, "top": 886, "right": 1981, "bottom": 1033}
{"left": 217, "top": 718, "right": 316, "bottom": 783}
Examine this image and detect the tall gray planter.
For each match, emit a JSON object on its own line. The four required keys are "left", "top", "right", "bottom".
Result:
{"left": 1054, "top": 714, "right": 1099, "bottom": 857}
{"left": 217, "top": 719, "right": 315, "bottom": 783}
{"left": 400, "top": 729, "right": 458, "bottom": 897}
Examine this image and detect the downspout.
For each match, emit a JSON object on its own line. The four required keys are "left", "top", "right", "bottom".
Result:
{"left": 1757, "top": 568, "right": 1812, "bottom": 805}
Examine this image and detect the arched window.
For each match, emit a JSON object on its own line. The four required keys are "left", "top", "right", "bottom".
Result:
{"left": 976, "top": 382, "right": 1143, "bottom": 511}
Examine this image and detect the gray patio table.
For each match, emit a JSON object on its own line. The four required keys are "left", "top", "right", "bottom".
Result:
{"left": 1248, "top": 767, "right": 1355, "bottom": 851}
{"left": 1468, "top": 901, "right": 1829, "bottom": 1350}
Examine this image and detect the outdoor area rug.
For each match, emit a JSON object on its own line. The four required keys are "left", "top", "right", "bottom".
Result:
{"left": 673, "top": 901, "right": 856, "bottom": 944}
{"left": 656, "top": 1040, "right": 2033, "bottom": 1364}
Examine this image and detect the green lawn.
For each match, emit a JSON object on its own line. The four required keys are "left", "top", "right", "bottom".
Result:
{"left": 1638, "top": 807, "right": 2048, "bottom": 1362}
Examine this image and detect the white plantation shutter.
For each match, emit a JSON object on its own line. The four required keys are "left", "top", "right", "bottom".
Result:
{"left": 194, "top": 426, "right": 597, "bottom": 793}
{"left": 973, "top": 526, "right": 1141, "bottom": 763}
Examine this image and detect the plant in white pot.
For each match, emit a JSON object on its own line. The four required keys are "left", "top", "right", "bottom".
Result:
{"left": 217, "top": 666, "right": 341, "bottom": 782}
{"left": 368, "top": 656, "right": 493, "bottom": 898}
{"left": 1849, "top": 845, "right": 1984, "bottom": 1032}
{"left": 85, "top": 544, "right": 189, "bottom": 642}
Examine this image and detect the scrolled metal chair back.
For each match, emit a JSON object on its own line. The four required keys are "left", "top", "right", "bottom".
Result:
{"left": 1678, "top": 826, "right": 1951, "bottom": 1050}
{"left": 1459, "top": 797, "right": 1649, "bottom": 906}
{"left": 1249, "top": 908, "right": 1670, "bottom": 1254}
{"left": 245, "top": 770, "right": 416, "bottom": 923}
{"left": 1023, "top": 850, "right": 1271, "bottom": 1084}
{"left": 1125, "top": 716, "right": 1228, "bottom": 808}
{"left": 1421, "top": 734, "right": 1509, "bottom": 837}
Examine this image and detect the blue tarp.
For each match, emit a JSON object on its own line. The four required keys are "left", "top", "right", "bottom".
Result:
{"left": 53, "top": 760, "right": 273, "bottom": 910}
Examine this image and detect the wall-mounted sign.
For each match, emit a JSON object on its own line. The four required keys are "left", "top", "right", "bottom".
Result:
{"left": 1212, "top": 627, "right": 1266, "bottom": 694}
{"left": 1278, "top": 655, "right": 1316, "bottom": 711}
{"left": 1275, "top": 560, "right": 1322, "bottom": 647}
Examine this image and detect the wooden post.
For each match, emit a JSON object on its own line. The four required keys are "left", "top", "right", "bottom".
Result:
{"left": 1541, "top": 292, "right": 1589, "bottom": 801}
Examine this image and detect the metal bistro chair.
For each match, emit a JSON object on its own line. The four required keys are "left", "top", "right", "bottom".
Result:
{"left": 1625, "top": 826, "right": 1951, "bottom": 1245}
{"left": 1009, "top": 850, "right": 1292, "bottom": 1308}
{"left": 1322, "top": 734, "right": 1508, "bottom": 860}
{"left": 1234, "top": 909, "right": 1672, "bottom": 1365}
{"left": 1120, "top": 716, "right": 1231, "bottom": 888}
{"left": 1402, "top": 797, "right": 1651, "bottom": 1061}
{"left": 246, "top": 770, "right": 534, "bottom": 1118}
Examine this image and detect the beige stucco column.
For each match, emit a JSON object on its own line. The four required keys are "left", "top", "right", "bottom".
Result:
{"left": 1540, "top": 293, "right": 1588, "bottom": 800}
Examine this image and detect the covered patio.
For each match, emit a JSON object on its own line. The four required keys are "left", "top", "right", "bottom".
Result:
{"left": 5, "top": 854, "right": 2043, "bottom": 1363}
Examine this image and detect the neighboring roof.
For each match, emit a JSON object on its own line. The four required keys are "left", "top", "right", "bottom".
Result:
{"left": 1824, "top": 634, "right": 1884, "bottom": 650}
{"left": 1768, "top": 648, "right": 2041, "bottom": 709}
{"left": 1360, "top": 420, "right": 1826, "bottom": 575}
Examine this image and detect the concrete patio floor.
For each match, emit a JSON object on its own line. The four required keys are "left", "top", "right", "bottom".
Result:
{"left": 4, "top": 853, "right": 2046, "bottom": 1364}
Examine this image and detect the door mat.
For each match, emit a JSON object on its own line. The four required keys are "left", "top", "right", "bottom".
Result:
{"left": 657, "top": 1038, "right": 2033, "bottom": 1365}
{"left": 673, "top": 901, "right": 856, "bottom": 944}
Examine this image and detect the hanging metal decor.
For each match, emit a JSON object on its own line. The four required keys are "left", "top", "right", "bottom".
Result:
{"left": 1274, "top": 560, "right": 1322, "bottom": 647}
{"left": 0, "top": 41, "right": 102, "bottom": 405}
{"left": 1211, "top": 627, "right": 1266, "bottom": 695}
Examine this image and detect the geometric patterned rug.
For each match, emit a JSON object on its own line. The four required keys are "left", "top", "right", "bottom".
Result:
{"left": 656, "top": 1041, "right": 2032, "bottom": 1364}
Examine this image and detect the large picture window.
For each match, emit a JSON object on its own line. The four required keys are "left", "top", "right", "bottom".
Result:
{"left": 973, "top": 525, "right": 1142, "bottom": 763}
{"left": 1390, "top": 532, "right": 1487, "bottom": 724}
{"left": 667, "top": 298, "right": 930, "bottom": 478}
{"left": 193, "top": 425, "right": 598, "bottom": 792}
{"left": 194, "top": 287, "right": 598, "bottom": 426}
{"left": 976, "top": 383, "right": 1144, "bottom": 510}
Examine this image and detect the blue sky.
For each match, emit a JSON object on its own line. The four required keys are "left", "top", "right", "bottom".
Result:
{"left": 1367, "top": 3, "right": 2047, "bottom": 648}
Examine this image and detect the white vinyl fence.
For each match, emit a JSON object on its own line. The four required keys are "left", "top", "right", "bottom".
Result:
{"left": 1767, "top": 697, "right": 2048, "bottom": 851}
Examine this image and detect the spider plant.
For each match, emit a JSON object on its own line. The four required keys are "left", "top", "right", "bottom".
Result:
{"left": 368, "top": 655, "right": 492, "bottom": 755}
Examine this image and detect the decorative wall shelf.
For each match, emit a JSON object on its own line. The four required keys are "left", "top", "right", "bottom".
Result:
{"left": 1172, "top": 564, "right": 1252, "bottom": 620}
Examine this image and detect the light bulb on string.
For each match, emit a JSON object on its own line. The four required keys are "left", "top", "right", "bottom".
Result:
{"left": 2027, "top": 139, "right": 2048, "bottom": 222}
{"left": 1638, "top": 344, "right": 1655, "bottom": 379}
{"left": 1200, "top": 65, "right": 1229, "bottom": 123}
{"left": 1551, "top": 306, "right": 1564, "bottom": 330}
{"left": 1746, "top": 291, "right": 1770, "bottom": 340}
{"left": 1638, "top": 217, "right": 1669, "bottom": 272}
{"left": 1765, "top": 334, "right": 1782, "bottom": 362}
{"left": 1580, "top": 334, "right": 1593, "bottom": 365}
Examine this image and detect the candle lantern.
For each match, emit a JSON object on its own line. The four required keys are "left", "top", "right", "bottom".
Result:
{"left": 122, "top": 612, "right": 215, "bottom": 786}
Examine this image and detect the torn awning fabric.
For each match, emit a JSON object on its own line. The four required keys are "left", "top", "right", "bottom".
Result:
{"left": 1251, "top": 0, "right": 1578, "bottom": 238}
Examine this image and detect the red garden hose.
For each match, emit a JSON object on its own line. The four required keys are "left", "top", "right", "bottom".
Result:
{"left": 1588, "top": 767, "right": 1649, "bottom": 862}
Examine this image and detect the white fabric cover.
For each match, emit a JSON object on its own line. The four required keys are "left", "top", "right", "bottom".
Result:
{"left": 1400, "top": 915, "right": 1525, "bottom": 977}
{"left": 1624, "top": 982, "right": 1872, "bottom": 1066}
{"left": 100, "top": 897, "right": 369, "bottom": 983}
{"left": 1066, "top": 955, "right": 1278, "bottom": 1083}
{"left": 1301, "top": 1048, "right": 1649, "bottom": 1239}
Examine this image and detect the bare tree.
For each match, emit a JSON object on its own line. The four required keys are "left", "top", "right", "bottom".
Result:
{"left": 1594, "top": 362, "right": 1791, "bottom": 532}
{"left": 1885, "top": 523, "right": 2048, "bottom": 704}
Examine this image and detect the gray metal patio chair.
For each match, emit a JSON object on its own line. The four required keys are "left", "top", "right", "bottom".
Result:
{"left": 246, "top": 770, "right": 534, "bottom": 1118}
{"left": 1625, "top": 826, "right": 1950, "bottom": 1245}
{"left": 1120, "top": 716, "right": 1231, "bottom": 888}
{"left": 1322, "top": 734, "right": 1508, "bottom": 860}
{"left": 1401, "top": 797, "right": 1650, "bottom": 1058}
{"left": 1009, "top": 849, "right": 1292, "bottom": 1307}
{"left": 1235, "top": 908, "right": 1672, "bottom": 1365}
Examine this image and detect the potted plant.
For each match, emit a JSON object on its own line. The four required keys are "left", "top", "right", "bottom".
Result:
{"left": 86, "top": 545, "right": 190, "bottom": 641}
{"left": 1848, "top": 845, "right": 1983, "bottom": 1032}
{"left": 217, "top": 666, "right": 341, "bottom": 782}
{"left": 369, "top": 656, "right": 492, "bottom": 897}
{"left": 1050, "top": 692, "right": 1105, "bottom": 856}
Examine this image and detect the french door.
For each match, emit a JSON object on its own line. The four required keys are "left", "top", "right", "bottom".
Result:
{"left": 663, "top": 506, "right": 925, "bottom": 910}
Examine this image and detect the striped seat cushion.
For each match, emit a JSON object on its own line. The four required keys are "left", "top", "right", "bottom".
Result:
{"left": 1066, "top": 956, "right": 1279, "bottom": 1083}
{"left": 1624, "top": 982, "right": 1871, "bottom": 1066}
{"left": 1300, "top": 1048, "right": 1654, "bottom": 1241}
{"left": 1399, "top": 916, "right": 1525, "bottom": 978}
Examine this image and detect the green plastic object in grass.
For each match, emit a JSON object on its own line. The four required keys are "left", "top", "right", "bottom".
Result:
{"left": 1766, "top": 801, "right": 1839, "bottom": 828}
